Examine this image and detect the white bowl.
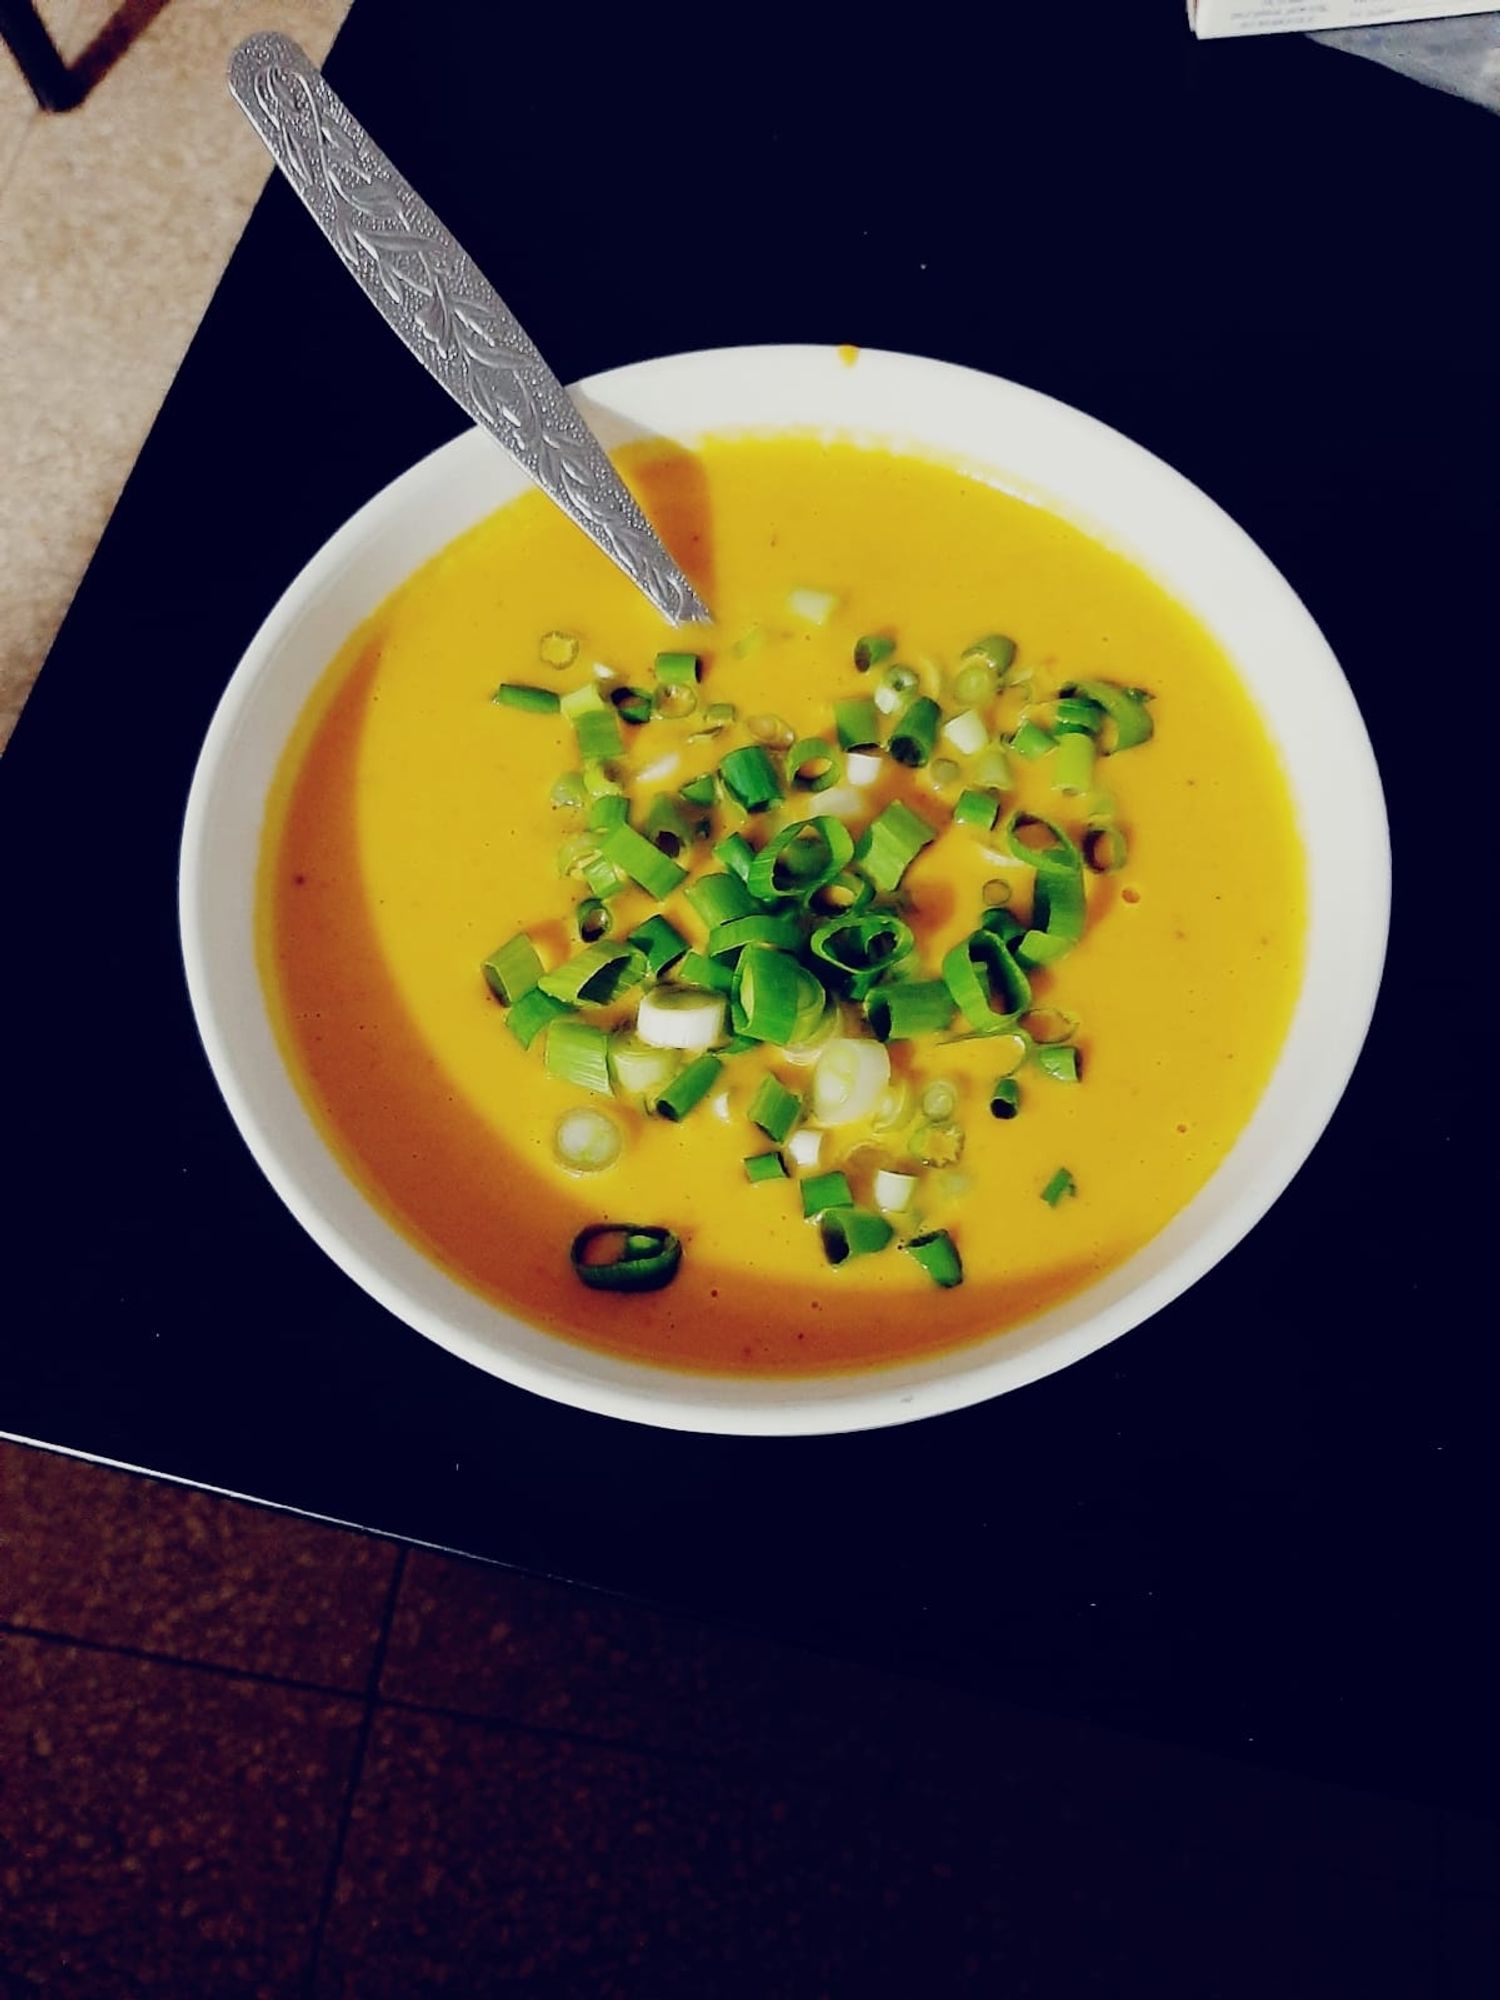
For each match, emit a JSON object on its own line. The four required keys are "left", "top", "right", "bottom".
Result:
{"left": 180, "top": 346, "right": 1388, "bottom": 1436}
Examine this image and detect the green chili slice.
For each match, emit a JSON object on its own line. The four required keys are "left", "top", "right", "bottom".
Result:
{"left": 570, "top": 1223, "right": 682, "bottom": 1292}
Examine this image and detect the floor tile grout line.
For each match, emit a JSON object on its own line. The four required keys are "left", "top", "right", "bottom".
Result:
{"left": 301, "top": 1544, "right": 408, "bottom": 1999}
{"left": 0, "top": 1616, "right": 359, "bottom": 1702}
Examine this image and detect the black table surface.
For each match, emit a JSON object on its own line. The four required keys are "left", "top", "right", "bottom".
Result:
{"left": 4, "top": 1, "right": 1495, "bottom": 1815}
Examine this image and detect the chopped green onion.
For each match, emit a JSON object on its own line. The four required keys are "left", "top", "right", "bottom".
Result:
{"left": 482, "top": 933, "right": 542, "bottom": 1005}
{"left": 708, "top": 912, "right": 803, "bottom": 957}
{"left": 875, "top": 664, "right": 918, "bottom": 715}
{"left": 719, "top": 744, "right": 783, "bottom": 813}
{"left": 820, "top": 1207, "right": 895, "bottom": 1264}
{"left": 539, "top": 941, "right": 646, "bottom": 1007}
{"left": 1011, "top": 718, "right": 1054, "bottom": 761}
{"left": 786, "top": 737, "right": 843, "bottom": 792}
{"left": 653, "top": 683, "right": 697, "bottom": 720}
{"left": 911, "top": 1121, "right": 964, "bottom": 1166}
{"left": 980, "top": 906, "right": 1024, "bottom": 945}
{"left": 787, "top": 586, "right": 839, "bottom": 625}
{"left": 1041, "top": 1167, "right": 1077, "bottom": 1207}
{"left": 601, "top": 822, "right": 688, "bottom": 899}
{"left": 809, "top": 913, "right": 914, "bottom": 999}
{"left": 680, "top": 772, "right": 718, "bottom": 809}
{"left": 1053, "top": 695, "right": 1106, "bottom": 735}
{"left": 609, "top": 1036, "right": 679, "bottom": 1100}
{"left": 627, "top": 914, "right": 687, "bottom": 976}
{"left": 834, "top": 697, "right": 881, "bottom": 751}
{"left": 506, "top": 987, "right": 569, "bottom": 1049}
{"left": 744, "top": 1150, "right": 788, "bottom": 1183}
{"left": 953, "top": 787, "right": 1000, "bottom": 833}
{"left": 942, "top": 929, "right": 1032, "bottom": 1031}
{"left": 581, "top": 758, "right": 625, "bottom": 798}
{"left": 1002, "top": 811, "right": 1087, "bottom": 968}
{"left": 801, "top": 1170, "right": 853, "bottom": 1218}
{"left": 941, "top": 707, "right": 989, "bottom": 756}
{"left": 971, "top": 743, "right": 1012, "bottom": 791}
{"left": 644, "top": 793, "right": 699, "bottom": 858}
{"left": 554, "top": 1107, "right": 623, "bottom": 1172}
{"left": 928, "top": 756, "right": 961, "bottom": 790}
{"left": 655, "top": 1052, "right": 723, "bottom": 1121}
{"left": 747, "top": 817, "right": 855, "bottom": 902}
{"left": 570, "top": 1223, "right": 681, "bottom": 1292}
{"left": 749, "top": 1074, "right": 801, "bottom": 1144}
{"left": 609, "top": 684, "right": 654, "bottom": 725}
{"left": 576, "top": 897, "right": 611, "bottom": 943}
{"left": 1064, "top": 680, "right": 1154, "bottom": 753}
{"left": 561, "top": 683, "right": 625, "bottom": 762}
{"left": 673, "top": 951, "right": 735, "bottom": 996}
{"left": 989, "top": 1077, "right": 1022, "bottom": 1119}
{"left": 806, "top": 869, "right": 874, "bottom": 919}
{"left": 713, "top": 833, "right": 755, "bottom": 885}
{"left": 810, "top": 1037, "right": 891, "bottom": 1125}
{"left": 493, "top": 682, "right": 560, "bottom": 714}
{"left": 952, "top": 660, "right": 1001, "bottom": 708}
{"left": 687, "top": 871, "right": 757, "bottom": 929}
{"left": 582, "top": 855, "right": 628, "bottom": 902}
{"left": 873, "top": 1169, "right": 918, "bottom": 1213}
{"left": 550, "top": 771, "right": 588, "bottom": 812}
{"left": 904, "top": 1228, "right": 964, "bottom": 1288}
{"left": 1050, "top": 729, "right": 1096, "bottom": 796}
{"left": 588, "top": 796, "right": 629, "bottom": 838}
{"left": 855, "top": 633, "right": 896, "bottom": 673}
{"left": 747, "top": 712, "right": 794, "bottom": 748}
{"left": 544, "top": 1017, "right": 614, "bottom": 1095}
{"left": 856, "top": 800, "right": 937, "bottom": 893}
{"left": 960, "top": 634, "right": 1017, "bottom": 683}
{"left": 731, "top": 947, "right": 806, "bottom": 1043}
{"left": 1036, "top": 1043, "right": 1081, "bottom": 1084}
{"left": 653, "top": 650, "right": 702, "bottom": 686}
{"left": 539, "top": 631, "right": 579, "bottom": 669}
{"left": 1084, "top": 823, "right": 1129, "bottom": 873}
{"left": 920, "top": 1079, "right": 958, "bottom": 1122}
{"left": 865, "top": 980, "right": 955, "bottom": 1042}
{"left": 888, "top": 696, "right": 942, "bottom": 768}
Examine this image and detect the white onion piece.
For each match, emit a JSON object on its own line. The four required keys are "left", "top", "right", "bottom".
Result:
{"left": 845, "top": 749, "right": 883, "bottom": 787}
{"left": 786, "top": 586, "right": 839, "bottom": 626}
{"left": 873, "top": 1169, "right": 918, "bottom": 1213}
{"left": 788, "top": 785, "right": 865, "bottom": 826}
{"left": 554, "top": 1108, "right": 622, "bottom": 1174}
{"left": 811, "top": 1037, "right": 891, "bottom": 1127}
{"left": 710, "top": 1088, "right": 734, "bottom": 1124}
{"left": 787, "top": 1127, "right": 825, "bottom": 1169}
{"left": 634, "top": 751, "right": 680, "bottom": 786}
{"left": 636, "top": 989, "right": 725, "bottom": 1051}
{"left": 873, "top": 682, "right": 905, "bottom": 715}
{"left": 942, "top": 708, "right": 989, "bottom": 756}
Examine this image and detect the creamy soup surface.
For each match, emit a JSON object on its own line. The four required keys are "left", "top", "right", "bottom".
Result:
{"left": 260, "top": 435, "right": 1304, "bottom": 1375}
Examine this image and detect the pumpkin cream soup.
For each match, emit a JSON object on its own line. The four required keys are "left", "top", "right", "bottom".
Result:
{"left": 259, "top": 436, "right": 1303, "bottom": 1374}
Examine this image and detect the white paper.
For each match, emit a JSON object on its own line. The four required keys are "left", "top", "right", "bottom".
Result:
{"left": 1189, "top": 1, "right": 1497, "bottom": 37}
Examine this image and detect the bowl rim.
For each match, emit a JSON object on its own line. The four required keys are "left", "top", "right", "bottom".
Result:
{"left": 180, "top": 343, "right": 1390, "bottom": 1435}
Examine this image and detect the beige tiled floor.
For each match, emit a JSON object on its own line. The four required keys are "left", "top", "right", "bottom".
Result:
{"left": 0, "top": 0, "right": 351, "bottom": 749}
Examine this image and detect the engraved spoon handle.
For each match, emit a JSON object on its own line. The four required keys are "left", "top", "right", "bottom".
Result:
{"left": 228, "top": 33, "right": 712, "bottom": 626}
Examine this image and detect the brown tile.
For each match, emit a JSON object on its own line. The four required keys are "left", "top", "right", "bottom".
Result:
{"left": 0, "top": 1630, "right": 362, "bottom": 1997}
{"left": 316, "top": 1705, "right": 1008, "bottom": 1999}
{"left": 0, "top": 1440, "right": 397, "bottom": 1687}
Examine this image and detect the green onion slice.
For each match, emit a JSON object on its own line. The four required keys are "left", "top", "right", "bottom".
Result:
{"left": 809, "top": 913, "right": 914, "bottom": 1000}
{"left": 609, "top": 685, "right": 654, "bottom": 725}
{"left": 748, "top": 1074, "right": 801, "bottom": 1144}
{"left": 810, "top": 1037, "right": 890, "bottom": 1125}
{"left": 686, "top": 870, "right": 757, "bottom": 929}
{"left": 544, "top": 1017, "right": 614, "bottom": 1095}
{"left": 492, "top": 682, "right": 560, "bottom": 713}
{"left": 588, "top": 793, "right": 629, "bottom": 835}
{"left": 1050, "top": 729, "right": 1096, "bottom": 797}
{"left": 854, "top": 633, "right": 896, "bottom": 673}
{"left": 865, "top": 979, "right": 955, "bottom": 1042}
{"left": 904, "top": 1228, "right": 964, "bottom": 1288}
{"left": 627, "top": 914, "right": 688, "bottom": 976}
{"left": 731, "top": 947, "right": 808, "bottom": 1044}
{"left": 744, "top": 1150, "right": 788, "bottom": 1183}
{"left": 801, "top": 1170, "right": 853, "bottom": 1218}
{"left": 539, "top": 631, "right": 580, "bottom": 670}
{"left": 820, "top": 1208, "right": 895, "bottom": 1264}
{"left": 538, "top": 941, "right": 647, "bottom": 1007}
{"left": 856, "top": 800, "right": 937, "bottom": 893}
{"left": 888, "top": 696, "right": 942, "bottom": 768}
{"left": 644, "top": 793, "right": 699, "bottom": 858}
{"left": 747, "top": 817, "right": 856, "bottom": 903}
{"left": 708, "top": 912, "right": 804, "bottom": 957}
{"left": 1041, "top": 1167, "right": 1078, "bottom": 1207}
{"left": 786, "top": 737, "right": 843, "bottom": 791}
{"left": 1064, "top": 680, "right": 1154, "bottom": 753}
{"left": 561, "top": 683, "right": 625, "bottom": 762}
{"left": 719, "top": 744, "right": 783, "bottom": 813}
{"left": 482, "top": 933, "right": 542, "bottom": 1005}
{"left": 654, "top": 1052, "right": 723, "bottom": 1121}
{"left": 570, "top": 1223, "right": 682, "bottom": 1292}
{"left": 576, "top": 897, "right": 611, "bottom": 943}
{"left": 989, "top": 1077, "right": 1022, "bottom": 1119}
{"left": 960, "top": 634, "right": 1017, "bottom": 682}
{"left": 673, "top": 950, "right": 735, "bottom": 996}
{"left": 714, "top": 833, "right": 755, "bottom": 885}
{"left": 554, "top": 1107, "right": 623, "bottom": 1173}
{"left": 953, "top": 787, "right": 1001, "bottom": 833}
{"left": 1036, "top": 1043, "right": 1081, "bottom": 1084}
{"left": 941, "top": 929, "right": 1032, "bottom": 1032}
{"left": 1001, "top": 810, "right": 1087, "bottom": 968}
{"left": 653, "top": 650, "right": 702, "bottom": 686}
{"left": 834, "top": 697, "right": 881, "bottom": 750}
{"left": 609, "top": 1037, "right": 679, "bottom": 1101}
{"left": 1053, "top": 695, "right": 1106, "bottom": 735}
{"left": 680, "top": 772, "right": 718, "bottom": 809}
{"left": 1083, "top": 822, "right": 1129, "bottom": 874}
{"left": 601, "top": 822, "right": 688, "bottom": 899}
{"left": 506, "top": 987, "right": 569, "bottom": 1050}
{"left": 806, "top": 869, "right": 874, "bottom": 919}
{"left": 1010, "top": 718, "right": 1054, "bottom": 761}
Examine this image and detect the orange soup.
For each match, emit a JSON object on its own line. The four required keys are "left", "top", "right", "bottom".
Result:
{"left": 259, "top": 437, "right": 1303, "bottom": 1374}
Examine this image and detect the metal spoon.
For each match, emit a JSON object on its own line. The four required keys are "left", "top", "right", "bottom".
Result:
{"left": 228, "top": 33, "right": 712, "bottom": 627}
